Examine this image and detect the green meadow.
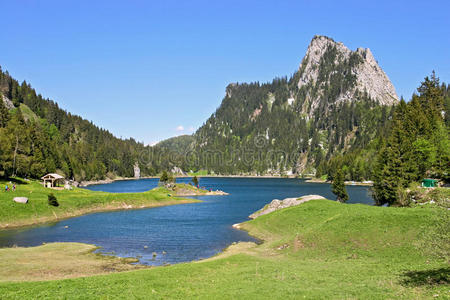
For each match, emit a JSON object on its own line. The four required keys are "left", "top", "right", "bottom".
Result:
{"left": 0, "top": 199, "right": 448, "bottom": 299}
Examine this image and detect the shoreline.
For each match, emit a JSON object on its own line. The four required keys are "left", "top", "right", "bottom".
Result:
{"left": 0, "top": 198, "right": 199, "bottom": 230}
{"left": 79, "top": 176, "right": 159, "bottom": 187}
{"left": 305, "top": 178, "right": 373, "bottom": 186}
{"left": 0, "top": 181, "right": 225, "bottom": 231}
{"left": 81, "top": 175, "right": 373, "bottom": 188}
{"left": 80, "top": 174, "right": 306, "bottom": 187}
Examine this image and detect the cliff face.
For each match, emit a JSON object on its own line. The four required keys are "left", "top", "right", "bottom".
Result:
{"left": 297, "top": 35, "right": 398, "bottom": 117}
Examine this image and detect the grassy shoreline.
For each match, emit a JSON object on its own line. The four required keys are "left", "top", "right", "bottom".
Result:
{"left": 0, "top": 179, "right": 201, "bottom": 230}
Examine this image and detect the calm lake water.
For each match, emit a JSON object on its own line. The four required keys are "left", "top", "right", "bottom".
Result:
{"left": 0, "top": 178, "right": 373, "bottom": 265}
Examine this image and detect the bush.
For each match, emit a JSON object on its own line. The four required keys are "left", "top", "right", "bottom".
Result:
{"left": 48, "top": 193, "right": 59, "bottom": 207}
{"left": 192, "top": 176, "right": 199, "bottom": 186}
{"left": 160, "top": 171, "right": 169, "bottom": 182}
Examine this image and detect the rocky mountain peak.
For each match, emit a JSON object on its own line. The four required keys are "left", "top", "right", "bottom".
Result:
{"left": 297, "top": 35, "right": 398, "bottom": 116}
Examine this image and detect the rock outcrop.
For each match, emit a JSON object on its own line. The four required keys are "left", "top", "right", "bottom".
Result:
{"left": 249, "top": 194, "right": 326, "bottom": 219}
{"left": 2, "top": 94, "right": 14, "bottom": 110}
{"left": 170, "top": 166, "right": 186, "bottom": 176}
{"left": 134, "top": 162, "right": 140, "bottom": 179}
{"left": 298, "top": 35, "right": 398, "bottom": 117}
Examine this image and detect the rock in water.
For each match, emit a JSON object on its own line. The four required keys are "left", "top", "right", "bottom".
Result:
{"left": 13, "top": 197, "right": 28, "bottom": 204}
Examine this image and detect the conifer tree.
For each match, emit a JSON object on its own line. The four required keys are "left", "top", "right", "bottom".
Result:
{"left": 332, "top": 168, "right": 348, "bottom": 203}
{"left": 192, "top": 175, "right": 199, "bottom": 186}
{"left": 160, "top": 171, "right": 169, "bottom": 183}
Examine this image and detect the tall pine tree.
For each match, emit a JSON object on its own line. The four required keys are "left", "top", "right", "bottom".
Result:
{"left": 332, "top": 168, "right": 349, "bottom": 203}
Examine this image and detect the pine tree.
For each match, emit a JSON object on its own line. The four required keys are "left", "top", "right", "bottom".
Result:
{"left": 160, "top": 171, "right": 169, "bottom": 183}
{"left": 192, "top": 175, "right": 199, "bottom": 186}
{"left": 332, "top": 168, "right": 348, "bottom": 203}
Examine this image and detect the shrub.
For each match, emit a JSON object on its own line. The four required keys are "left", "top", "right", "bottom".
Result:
{"left": 332, "top": 168, "right": 348, "bottom": 203}
{"left": 160, "top": 171, "right": 169, "bottom": 182}
{"left": 192, "top": 176, "right": 199, "bottom": 186}
{"left": 48, "top": 193, "right": 59, "bottom": 207}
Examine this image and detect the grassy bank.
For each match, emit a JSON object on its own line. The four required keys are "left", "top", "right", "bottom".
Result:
{"left": 0, "top": 179, "right": 199, "bottom": 229}
{"left": 0, "top": 199, "right": 448, "bottom": 298}
{"left": 0, "top": 243, "right": 145, "bottom": 282}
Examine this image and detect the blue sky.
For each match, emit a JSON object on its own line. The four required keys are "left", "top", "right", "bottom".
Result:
{"left": 1, "top": 0, "right": 449, "bottom": 144}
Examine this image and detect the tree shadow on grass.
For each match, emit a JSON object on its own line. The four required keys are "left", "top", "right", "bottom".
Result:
{"left": 400, "top": 267, "right": 449, "bottom": 287}
{"left": 2, "top": 177, "right": 29, "bottom": 185}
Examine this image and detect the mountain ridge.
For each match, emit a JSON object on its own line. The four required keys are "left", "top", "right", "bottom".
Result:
{"left": 178, "top": 35, "right": 398, "bottom": 176}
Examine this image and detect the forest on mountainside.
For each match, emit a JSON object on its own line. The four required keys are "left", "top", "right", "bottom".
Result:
{"left": 187, "top": 77, "right": 394, "bottom": 177}
{"left": 0, "top": 67, "right": 153, "bottom": 181}
{"left": 0, "top": 64, "right": 448, "bottom": 189}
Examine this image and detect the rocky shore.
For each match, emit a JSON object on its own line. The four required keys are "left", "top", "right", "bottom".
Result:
{"left": 249, "top": 195, "right": 326, "bottom": 219}
{"left": 305, "top": 178, "right": 373, "bottom": 186}
{"left": 232, "top": 194, "right": 326, "bottom": 229}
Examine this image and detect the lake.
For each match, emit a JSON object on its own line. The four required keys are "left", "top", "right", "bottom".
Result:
{"left": 0, "top": 177, "right": 373, "bottom": 265}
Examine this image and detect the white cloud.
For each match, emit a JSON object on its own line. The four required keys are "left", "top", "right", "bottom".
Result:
{"left": 188, "top": 126, "right": 195, "bottom": 132}
{"left": 176, "top": 125, "right": 184, "bottom": 132}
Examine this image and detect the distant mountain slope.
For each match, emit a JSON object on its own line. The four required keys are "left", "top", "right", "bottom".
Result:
{"left": 156, "top": 135, "right": 195, "bottom": 153}
{"left": 188, "top": 36, "right": 398, "bottom": 176}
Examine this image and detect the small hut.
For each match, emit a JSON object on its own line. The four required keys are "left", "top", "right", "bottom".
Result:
{"left": 41, "top": 173, "right": 65, "bottom": 188}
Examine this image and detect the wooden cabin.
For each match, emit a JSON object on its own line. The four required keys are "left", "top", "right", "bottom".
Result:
{"left": 41, "top": 173, "right": 65, "bottom": 188}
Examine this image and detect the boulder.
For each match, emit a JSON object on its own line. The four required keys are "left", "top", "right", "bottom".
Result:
{"left": 249, "top": 194, "right": 326, "bottom": 219}
{"left": 13, "top": 197, "right": 28, "bottom": 204}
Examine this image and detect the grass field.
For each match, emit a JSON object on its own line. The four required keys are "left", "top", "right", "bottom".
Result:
{"left": 0, "top": 178, "right": 199, "bottom": 228}
{"left": 0, "top": 199, "right": 448, "bottom": 299}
